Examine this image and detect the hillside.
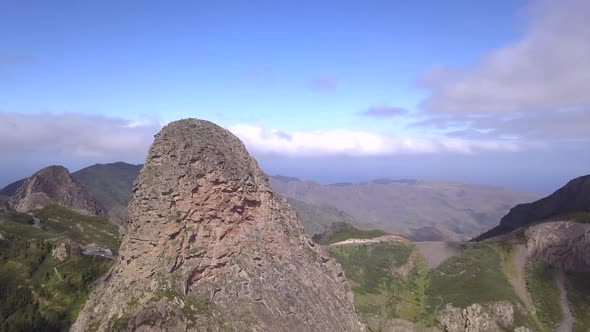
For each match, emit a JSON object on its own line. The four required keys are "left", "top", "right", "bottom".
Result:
{"left": 327, "top": 235, "right": 587, "bottom": 331}
{"left": 476, "top": 174, "right": 590, "bottom": 241}
{"left": 270, "top": 176, "right": 540, "bottom": 241}
{"left": 0, "top": 205, "right": 118, "bottom": 331}
{"left": 285, "top": 198, "right": 373, "bottom": 236}
{"left": 72, "top": 162, "right": 142, "bottom": 224}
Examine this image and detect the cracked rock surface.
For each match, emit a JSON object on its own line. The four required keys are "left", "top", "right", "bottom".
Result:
{"left": 71, "top": 119, "right": 363, "bottom": 332}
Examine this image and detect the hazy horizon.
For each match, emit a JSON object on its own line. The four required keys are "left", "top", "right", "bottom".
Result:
{"left": 1, "top": 0, "right": 589, "bottom": 194}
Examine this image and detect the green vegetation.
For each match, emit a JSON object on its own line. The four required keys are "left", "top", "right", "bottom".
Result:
{"left": 427, "top": 242, "right": 519, "bottom": 311}
{"left": 565, "top": 272, "right": 590, "bottom": 332}
{"left": 0, "top": 205, "right": 118, "bottom": 252}
{"left": 0, "top": 206, "right": 117, "bottom": 331}
{"left": 34, "top": 205, "right": 119, "bottom": 252}
{"left": 329, "top": 239, "right": 547, "bottom": 330}
{"left": 525, "top": 259, "right": 561, "bottom": 332}
{"left": 316, "top": 223, "right": 388, "bottom": 245}
{"left": 329, "top": 242, "right": 430, "bottom": 330}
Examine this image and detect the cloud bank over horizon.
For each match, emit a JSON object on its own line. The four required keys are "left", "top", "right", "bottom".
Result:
{"left": 1, "top": 0, "right": 589, "bottom": 192}
{"left": 0, "top": 111, "right": 524, "bottom": 159}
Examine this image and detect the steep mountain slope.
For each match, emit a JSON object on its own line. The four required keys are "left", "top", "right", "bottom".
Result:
{"left": 72, "top": 162, "right": 142, "bottom": 224}
{"left": 270, "top": 177, "right": 540, "bottom": 241}
{"left": 72, "top": 119, "right": 363, "bottom": 332}
{"left": 476, "top": 174, "right": 590, "bottom": 241}
{"left": 8, "top": 166, "right": 105, "bottom": 216}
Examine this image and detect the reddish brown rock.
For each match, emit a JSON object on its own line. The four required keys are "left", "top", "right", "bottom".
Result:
{"left": 72, "top": 119, "right": 363, "bottom": 332}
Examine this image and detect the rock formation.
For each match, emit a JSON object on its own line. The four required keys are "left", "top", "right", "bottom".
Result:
{"left": 526, "top": 221, "right": 590, "bottom": 272}
{"left": 71, "top": 119, "right": 363, "bottom": 332}
{"left": 7, "top": 165, "right": 105, "bottom": 216}
{"left": 437, "top": 302, "right": 531, "bottom": 332}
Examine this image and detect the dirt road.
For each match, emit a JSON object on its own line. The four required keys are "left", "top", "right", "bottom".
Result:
{"left": 555, "top": 270, "right": 574, "bottom": 332}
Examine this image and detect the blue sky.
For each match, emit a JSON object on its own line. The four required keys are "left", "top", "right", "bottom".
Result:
{"left": 1, "top": 0, "right": 589, "bottom": 192}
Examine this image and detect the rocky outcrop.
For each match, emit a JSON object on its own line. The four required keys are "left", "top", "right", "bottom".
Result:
{"left": 52, "top": 241, "right": 82, "bottom": 261}
{"left": 476, "top": 174, "right": 590, "bottom": 240}
{"left": 7, "top": 166, "right": 105, "bottom": 216}
{"left": 71, "top": 119, "right": 363, "bottom": 332}
{"left": 526, "top": 221, "right": 590, "bottom": 272}
{"left": 437, "top": 301, "right": 530, "bottom": 332}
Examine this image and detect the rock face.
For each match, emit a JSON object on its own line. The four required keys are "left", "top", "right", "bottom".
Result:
{"left": 8, "top": 166, "right": 105, "bottom": 216}
{"left": 51, "top": 241, "right": 82, "bottom": 261}
{"left": 71, "top": 119, "right": 363, "bottom": 332}
{"left": 476, "top": 174, "right": 590, "bottom": 240}
{"left": 437, "top": 301, "right": 531, "bottom": 332}
{"left": 526, "top": 221, "right": 590, "bottom": 272}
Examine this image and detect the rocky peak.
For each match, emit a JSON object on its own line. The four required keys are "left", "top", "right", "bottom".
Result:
{"left": 72, "top": 119, "right": 363, "bottom": 331}
{"left": 7, "top": 165, "right": 105, "bottom": 216}
{"left": 476, "top": 174, "right": 590, "bottom": 240}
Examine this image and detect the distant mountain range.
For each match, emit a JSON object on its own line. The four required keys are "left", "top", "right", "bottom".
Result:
{"left": 1, "top": 162, "right": 541, "bottom": 241}
{"left": 270, "top": 176, "right": 541, "bottom": 241}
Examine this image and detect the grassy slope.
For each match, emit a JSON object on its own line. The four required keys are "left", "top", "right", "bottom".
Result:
{"left": 565, "top": 272, "right": 590, "bottom": 332}
{"left": 525, "top": 259, "right": 562, "bottom": 331}
{"left": 329, "top": 242, "right": 429, "bottom": 330}
{"left": 34, "top": 205, "right": 119, "bottom": 252}
{"left": 329, "top": 239, "right": 561, "bottom": 330}
{"left": 427, "top": 242, "right": 519, "bottom": 310}
{"left": 0, "top": 207, "right": 117, "bottom": 331}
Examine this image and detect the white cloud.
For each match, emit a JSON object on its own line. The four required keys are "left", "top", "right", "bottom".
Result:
{"left": 0, "top": 111, "right": 522, "bottom": 161}
{"left": 420, "top": 0, "right": 590, "bottom": 114}
{"left": 0, "top": 111, "right": 159, "bottom": 158}
{"left": 228, "top": 124, "right": 521, "bottom": 157}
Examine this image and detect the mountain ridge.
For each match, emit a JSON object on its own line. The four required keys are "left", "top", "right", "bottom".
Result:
{"left": 270, "top": 175, "right": 541, "bottom": 241}
{"left": 7, "top": 165, "right": 105, "bottom": 216}
{"left": 475, "top": 174, "right": 590, "bottom": 241}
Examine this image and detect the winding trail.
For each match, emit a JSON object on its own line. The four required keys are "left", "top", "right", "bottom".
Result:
{"left": 510, "top": 244, "right": 533, "bottom": 309}
{"left": 555, "top": 270, "right": 574, "bottom": 332}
